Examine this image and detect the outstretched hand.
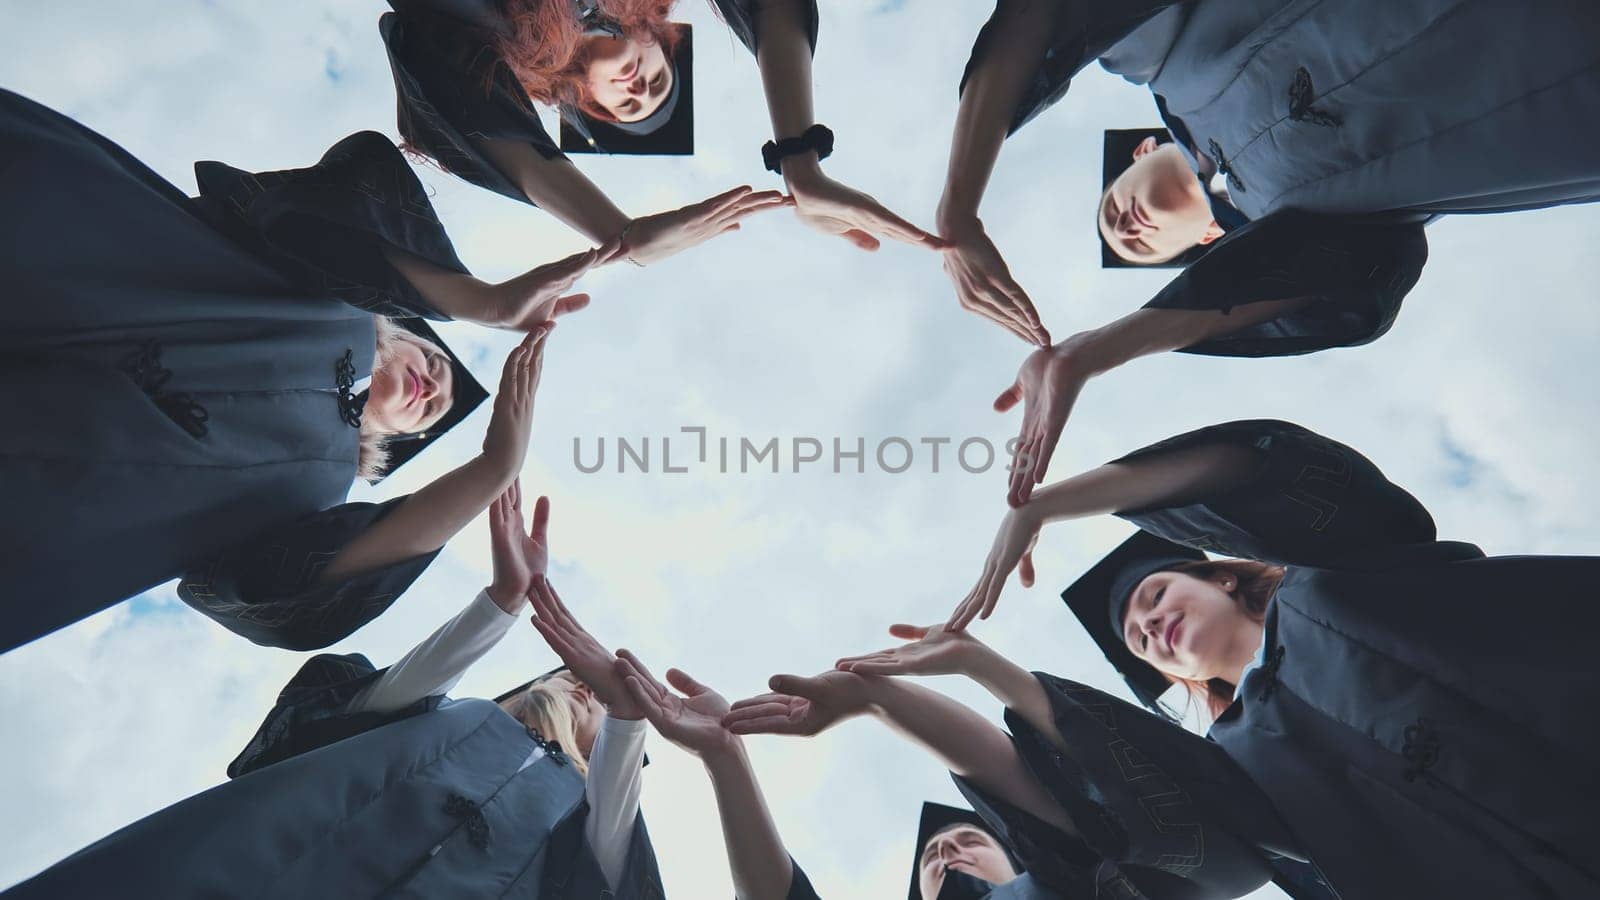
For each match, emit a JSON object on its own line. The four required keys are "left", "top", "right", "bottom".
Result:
{"left": 485, "top": 479, "right": 550, "bottom": 613}
{"left": 616, "top": 650, "right": 736, "bottom": 757}
{"left": 784, "top": 165, "right": 947, "bottom": 252}
{"left": 939, "top": 217, "right": 1050, "bottom": 346}
{"left": 834, "top": 623, "right": 986, "bottom": 677}
{"left": 721, "top": 670, "right": 875, "bottom": 738}
{"left": 996, "top": 338, "right": 1095, "bottom": 507}
{"left": 493, "top": 240, "right": 622, "bottom": 331}
{"left": 947, "top": 505, "right": 1043, "bottom": 632}
{"left": 481, "top": 325, "right": 552, "bottom": 479}
{"left": 621, "top": 186, "right": 790, "bottom": 266}
{"left": 526, "top": 577, "right": 645, "bottom": 720}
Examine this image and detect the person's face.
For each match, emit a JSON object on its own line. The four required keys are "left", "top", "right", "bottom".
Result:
{"left": 549, "top": 671, "right": 605, "bottom": 756}
{"left": 918, "top": 825, "right": 1016, "bottom": 899}
{"left": 365, "top": 337, "right": 453, "bottom": 435}
{"left": 583, "top": 35, "right": 672, "bottom": 122}
{"left": 1121, "top": 570, "right": 1262, "bottom": 682}
{"left": 1100, "top": 139, "right": 1222, "bottom": 264}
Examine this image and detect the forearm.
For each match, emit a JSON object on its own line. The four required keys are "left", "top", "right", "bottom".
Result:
{"left": 965, "top": 649, "right": 1064, "bottom": 754}
{"left": 937, "top": 0, "right": 1066, "bottom": 228}
{"left": 346, "top": 588, "right": 517, "bottom": 714}
{"left": 1073, "top": 299, "right": 1313, "bottom": 375}
{"left": 702, "top": 738, "right": 795, "bottom": 900}
{"left": 861, "top": 676, "right": 1077, "bottom": 836}
{"left": 478, "top": 138, "right": 631, "bottom": 242}
{"left": 319, "top": 455, "right": 508, "bottom": 585}
{"left": 1024, "top": 440, "right": 1259, "bottom": 526}
{"left": 383, "top": 245, "right": 498, "bottom": 325}
{"left": 753, "top": 0, "right": 818, "bottom": 158}
{"left": 585, "top": 716, "right": 649, "bottom": 889}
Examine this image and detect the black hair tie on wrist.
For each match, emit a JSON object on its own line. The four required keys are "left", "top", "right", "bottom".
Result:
{"left": 761, "top": 124, "right": 834, "bottom": 175}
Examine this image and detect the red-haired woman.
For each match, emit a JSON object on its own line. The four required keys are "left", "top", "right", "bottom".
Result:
{"left": 892, "top": 418, "right": 1600, "bottom": 898}
{"left": 380, "top": 0, "right": 943, "bottom": 265}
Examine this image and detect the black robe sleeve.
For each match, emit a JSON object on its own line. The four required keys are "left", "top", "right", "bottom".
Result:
{"left": 226, "top": 652, "right": 443, "bottom": 778}
{"left": 710, "top": 0, "right": 819, "bottom": 56}
{"left": 1111, "top": 420, "right": 1443, "bottom": 569}
{"left": 176, "top": 498, "right": 442, "bottom": 652}
{"left": 1143, "top": 212, "right": 1430, "bottom": 358}
{"left": 782, "top": 856, "right": 823, "bottom": 900}
{"left": 960, "top": 0, "right": 1186, "bottom": 135}
{"left": 380, "top": 1, "right": 564, "bottom": 206}
{"left": 954, "top": 673, "right": 1298, "bottom": 899}
{"left": 192, "top": 130, "right": 469, "bottom": 321}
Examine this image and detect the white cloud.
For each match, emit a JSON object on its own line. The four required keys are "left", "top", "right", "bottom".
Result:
{"left": 3, "top": 1, "right": 1597, "bottom": 897}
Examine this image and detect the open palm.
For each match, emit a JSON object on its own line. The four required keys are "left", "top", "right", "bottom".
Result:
{"left": 722, "top": 671, "right": 873, "bottom": 738}
{"left": 835, "top": 623, "right": 984, "bottom": 677}
{"left": 616, "top": 650, "right": 733, "bottom": 757}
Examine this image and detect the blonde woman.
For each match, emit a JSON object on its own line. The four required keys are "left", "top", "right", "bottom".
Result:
{"left": 7, "top": 482, "right": 667, "bottom": 897}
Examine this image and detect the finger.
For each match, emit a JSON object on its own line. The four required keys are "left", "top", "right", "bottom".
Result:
{"left": 971, "top": 292, "right": 1036, "bottom": 343}
{"left": 859, "top": 204, "right": 944, "bottom": 249}
{"left": 981, "top": 283, "right": 1038, "bottom": 337}
{"left": 700, "top": 185, "right": 756, "bottom": 217}
{"left": 767, "top": 673, "right": 816, "bottom": 698}
{"left": 948, "top": 582, "right": 982, "bottom": 632}
{"left": 723, "top": 699, "right": 792, "bottom": 719}
{"left": 1034, "top": 420, "right": 1065, "bottom": 487}
{"left": 666, "top": 668, "right": 708, "bottom": 698}
{"left": 977, "top": 556, "right": 1006, "bottom": 614}
{"left": 616, "top": 649, "right": 665, "bottom": 695}
{"left": 1018, "top": 549, "right": 1036, "bottom": 588}
{"left": 887, "top": 623, "right": 930, "bottom": 641}
{"left": 551, "top": 293, "right": 591, "bottom": 319}
{"left": 996, "top": 279, "right": 1047, "bottom": 340}
{"left": 530, "top": 495, "right": 551, "bottom": 545}
{"left": 833, "top": 650, "right": 894, "bottom": 668}
{"left": 728, "top": 693, "right": 789, "bottom": 712}
{"left": 1008, "top": 434, "right": 1040, "bottom": 508}
{"left": 840, "top": 229, "right": 881, "bottom": 252}
{"left": 622, "top": 676, "right": 666, "bottom": 722}
{"left": 993, "top": 382, "right": 1023, "bottom": 413}
{"left": 510, "top": 477, "right": 521, "bottom": 511}
{"left": 725, "top": 715, "right": 802, "bottom": 735}
{"left": 832, "top": 656, "right": 908, "bottom": 669}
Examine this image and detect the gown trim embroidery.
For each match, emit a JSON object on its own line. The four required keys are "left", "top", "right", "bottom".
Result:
{"left": 119, "top": 339, "right": 210, "bottom": 438}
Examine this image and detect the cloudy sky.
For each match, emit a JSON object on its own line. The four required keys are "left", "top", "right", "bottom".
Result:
{"left": 2, "top": 1, "right": 1598, "bottom": 897}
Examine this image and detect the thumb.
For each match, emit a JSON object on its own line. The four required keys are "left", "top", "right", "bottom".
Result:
{"left": 887, "top": 623, "right": 929, "bottom": 641}
{"left": 840, "top": 229, "right": 881, "bottom": 252}
{"left": 994, "top": 382, "right": 1023, "bottom": 412}
{"left": 666, "top": 668, "right": 707, "bottom": 697}
{"left": 768, "top": 673, "right": 814, "bottom": 697}
{"left": 552, "top": 294, "right": 591, "bottom": 318}
{"left": 1018, "top": 550, "right": 1036, "bottom": 588}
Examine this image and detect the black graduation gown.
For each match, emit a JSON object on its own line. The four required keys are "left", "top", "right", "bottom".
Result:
{"left": 0, "top": 89, "right": 466, "bottom": 653}
{"left": 377, "top": 0, "right": 818, "bottom": 204}
{"left": 960, "top": 0, "right": 1600, "bottom": 360}
{"left": 2, "top": 653, "right": 666, "bottom": 898}
{"left": 960, "top": 420, "right": 1600, "bottom": 899}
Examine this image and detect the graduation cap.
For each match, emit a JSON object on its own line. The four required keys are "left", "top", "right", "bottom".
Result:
{"left": 909, "top": 802, "right": 1022, "bottom": 900}
{"left": 364, "top": 318, "right": 489, "bottom": 482}
{"left": 1099, "top": 127, "right": 1220, "bottom": 270}
{"left": 559, "top": 24, "right": 694, "bottom": 156}
{"left": 493, "top": 664, "right": 571, "bottom": 704}
{"left": 1060, "top": 531, "right": 1206, "bottom": 719}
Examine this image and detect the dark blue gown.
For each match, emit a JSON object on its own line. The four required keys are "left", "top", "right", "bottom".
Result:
{"left": 2, "top": 678, "right": 666, "bottom": 898}
{"left": 0, "top": 89, "right": 469, "bottom": 653}
{"left": 956, "top": 421, "right": 1600, "bottom": 899}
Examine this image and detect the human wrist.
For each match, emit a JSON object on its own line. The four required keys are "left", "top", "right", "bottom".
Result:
{"left": 700, "top": 731, "right": 748, "bottom": 770}
{"left": 484, "top": 582, "right": 525, "bottom": 614}
{"left": 780, "top": 152, "right": 823, "bottom": 191}
{"left": 935, "top": 195, "right": 980, "bottom": 237}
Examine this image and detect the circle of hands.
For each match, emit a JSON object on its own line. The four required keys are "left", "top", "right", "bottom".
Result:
{"left": 487, "top": 163, "right": 1126, "bottom": 696}
{"left": 485, "top": 486, "right": 1003, "bottom": 756}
